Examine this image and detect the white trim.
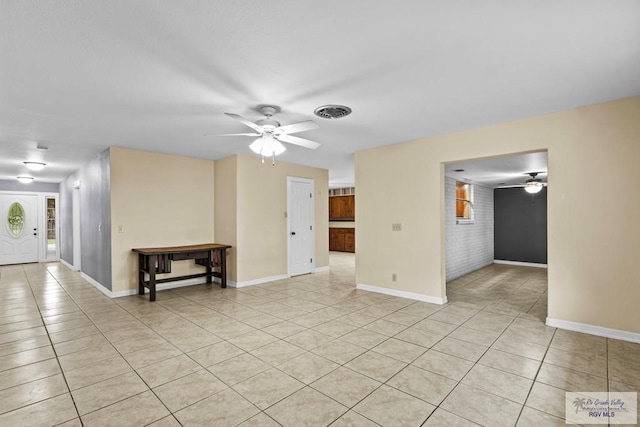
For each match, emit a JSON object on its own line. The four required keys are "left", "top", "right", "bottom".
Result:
{"left": 494, "top": 259, "right": 548, "bottom": 268}
{"left": 546, "top": 317, "right": 640, "bottom": 344}
{"left": 59, "top": 258, "right": 76, "bottom": 271}
{"left": 228, "top": 274, "right": 289, "bottom": 288}
{"left": 357, "top": 283, "right": 448, "bottom": 305}
{"left": 81, "top": 272, "right": 112, "bottom": 297}
{"left": 314, "top": 266, "right": 330, "bottom": 273}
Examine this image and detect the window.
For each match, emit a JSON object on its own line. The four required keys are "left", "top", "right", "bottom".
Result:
{"left": 7, "top": 202, "right": 25, "bottom": 237}
{"left": 456, "top": 181, "right": 473, "bottom": 221}
{"left": 46, "top": 197, "right": 56, "bottom": 252}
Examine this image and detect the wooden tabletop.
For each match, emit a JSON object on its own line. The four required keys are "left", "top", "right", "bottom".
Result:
{"left": 132, "top": 243, "right": 231, "bottom": 255}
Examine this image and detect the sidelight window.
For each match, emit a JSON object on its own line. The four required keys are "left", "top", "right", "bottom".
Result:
{"left": 456, "top": 181, "right": 473, "bottom": 222}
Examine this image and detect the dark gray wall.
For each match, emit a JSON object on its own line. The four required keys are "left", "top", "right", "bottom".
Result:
{"left": 0, "top": 179, "right": 60, "bottom": 193}
{"left": 59, "top": 149, "right": 112, "bottom": 290}
{"left": 494, "top": 187, "right": 547, "bottom": 264}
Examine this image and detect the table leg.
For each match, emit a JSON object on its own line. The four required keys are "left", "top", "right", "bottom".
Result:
{"left": 149, "top": 254, "right": 157, "bottom": 301}
{"left": 220, "top": 248, "right": 227, "bottom": 288}
{"left": 138, "top": 254, "right": 145, "bottom": 295}
{"left": 206, "top": 249, "right": 212, "bottom": 285}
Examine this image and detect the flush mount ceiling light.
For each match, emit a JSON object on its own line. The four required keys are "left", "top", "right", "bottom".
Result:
{"left": 23, "top": 161, "right": 46, "bottom": 171}
{"left": 524, "top": 172, "right": 544, "bottom": 194}
{"left": 314, "top": 105, "right": 352, "bottom": 119}
{"left": 17, "top": 176, "right": 34, "bottom": 184}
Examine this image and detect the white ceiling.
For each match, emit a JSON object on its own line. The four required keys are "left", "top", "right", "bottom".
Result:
{"left": 2, "top": 1, "right": 639, "bottom": 185}
{"left": 445, "top": 152, "right": 548, "bottom": 187}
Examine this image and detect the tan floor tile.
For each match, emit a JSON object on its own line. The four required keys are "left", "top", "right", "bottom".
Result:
{"left": 516, "top": 406, "right": 566, "bottom": 426}
{"left": 265, "top": 386, "right": 347, "bottom": 426}
{"left": 423, "top": 408, "right": 481, "bottom": 426}
{"left": 432, "top": 337, "right": 488, "bottom": 362}
{"left": 278, "top": 352, "right": 339, "bottom": 384}
{"left": 340, "top": 329, "right": 388, "bottom": 349}
{"left": 0, "top": 345, "right": 56, "bottom": 372}
{"left": 462, "top": 364, "right": 533, "bottom": 404}
{"left": 237, "top": 412, "right": 280, "bottom": 426}
{"left": 284, "top": 329, "right": 334, "bottom": 350}
{"left": 154, "top": 369, "right": 227, "bottom": 412}
{"left": 52, "top": 333, "right": 109, "bottom": 356}
{"left": 448, "top": 326, "right": 502, "bottom": 346}
{"left": 312, "top": 319, "right": 358, "bottom": 338}
{"left": 442, "top": 383, "right": 522, "bottom": 427}
{"left": 311, "top": 367, "right": 381, "bottom": 407}
{"left": 311, "top": 339, "right": 367, "bottom": 364}
{"left": 174, "top": 388, "right": 259, "bottom": 426}
{"left": 147, "top": 416, "right": 182, "bottom": 427}
{"left": 58, "top": 342, "right": 120, "bottom": 372}
{"left": 412, "top": 350, "right": 474, "bottom": 381}
{"left": 362, "top": 319, "right": 407, "bottom": 336}
{"left": 0, "top": 358, "right": 60, "bottom": 391}
{"left": 387, "top": 365, "right": 457, "bottom": 405}
{"left": 233, "top": 368, "right": 304, "bottom": 410}
{"left": 0, "top": 326, "right": 48, "bottom": 345}
{"left": 229, "top": 330, "right": 279, "bottom": 352}
{"left": 250, "top": 340, "right": 306, "bottom": 365}
{"left": 261, "top": 321, "right": 307, "bottom": 339}
{"left": 525, "top": 381, "right": 567, "bottom": 418}
{"left": 395, "top": 327, "right": 445, "bottom": 348}
{"left": 372, "top": 337, "right": 427, "bottom": 363}
{"left": 136, "top": 354, "right": 201, "bottom": 388}
{"left": 0, "top": 373, "right": 68, "bottom": 414}
{"left": 49, "top": 325, "right": 100, "bottom": 344}
{"left": 544, "top": 346, "right": 607, "bottom": 378}
{"left": 72, "top": 371, "right": 148, "bottom": 415}
{"left": 207, "top": 352, "right": 270, "bottom": 385}
{"left": 337, "top": 312, "right": 378, "bottom": 328}
{"left": 122, "top": 342, "right": 182, "bottom": 370}
{"left": 345, "top": 351, "right": 407, "bottom": 382}
{"left": 80, "top": 390, "right": 170, "bottom": 426}
{"left": 491, "top": 334, "right": 548, "bottom": 361}
{"left": 331, "top": 410, "right": 379, "bottom": 426}
{"left": 65, "top": 355, "right": 133, "bottom": 391}
{"left": 111, "top": 334, "right": 169, "bottom": 354}
{"left": 187, "top": 341, "right": 245, "bottom": 367}
{"left": 536, "top": 362, "right": 608, "bottom": 391}
{"left": 0, "top": 335, "right": 50, "bottom": 357}
{"left": 478, "top": 348, "right": 541, "bottom": 379}
{"left": 353, "top": 384, "right": 435, "bottom": 427}
{"left": 0, "top": 393, "right": 77, "bottom": 427}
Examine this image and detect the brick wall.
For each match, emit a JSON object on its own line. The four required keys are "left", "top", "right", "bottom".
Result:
{"left": 445, "top": 177, "right": 494, "bottom": 281}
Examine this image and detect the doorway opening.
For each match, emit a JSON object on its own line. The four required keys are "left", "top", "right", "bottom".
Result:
{"left": 443, "top": 150, "right": 548, "bottom": 320}
{"left": 287, "top": 176, "right": 315, "bottom": 277}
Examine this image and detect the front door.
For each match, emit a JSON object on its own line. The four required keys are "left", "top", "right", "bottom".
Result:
{"left": 288, "top": 177, "right": 314, "bottom": 276}
{"left": 0, "top": 194, "right": 39, "bottom": 265}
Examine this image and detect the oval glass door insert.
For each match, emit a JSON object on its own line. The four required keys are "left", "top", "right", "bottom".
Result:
{"left": 7, "top": 202, "right": 26, "bottom": 237}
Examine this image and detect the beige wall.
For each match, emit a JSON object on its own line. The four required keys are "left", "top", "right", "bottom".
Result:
{"left": 229, "top": 155, "right": 329, "bottom": 283}
{"left": 356, "top": 96, "right": 640, "bottom": 333}
{"left": 110, "top": 147, "right": 215, "bottom": 293}
{"left": 213, "top": 156, "right": 238, "bottom": 281}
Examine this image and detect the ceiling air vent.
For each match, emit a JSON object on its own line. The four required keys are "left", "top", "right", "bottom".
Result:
{"left": 314, "top": 105, "right": 352, "bottom": 119}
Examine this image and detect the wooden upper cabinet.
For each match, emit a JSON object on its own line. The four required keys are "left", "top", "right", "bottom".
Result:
{"left": 329, "top": 195, "right": 355, "bottom": 220}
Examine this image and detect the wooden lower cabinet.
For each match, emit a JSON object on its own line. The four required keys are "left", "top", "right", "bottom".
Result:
{"left": 329, "top": 228, "right": 355, "bottom": 252}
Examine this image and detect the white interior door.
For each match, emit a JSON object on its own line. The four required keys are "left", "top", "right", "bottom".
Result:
{"left": 288, "top": 177, "right": 314, "bottom": 276}
{"left": 0, "top": 194, "right": 39, "bottom": 265}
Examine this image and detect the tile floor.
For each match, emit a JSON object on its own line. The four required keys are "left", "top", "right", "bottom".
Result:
{"left": 0, "top": 253, "right": 638, "bottom": 426}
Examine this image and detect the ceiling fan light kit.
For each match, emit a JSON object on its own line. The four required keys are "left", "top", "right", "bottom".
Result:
{"left": 524, "top": 172, "right": 544, "bottom": 194}
{"left": 222, "top": 105, "right": 321, "bottom": 165}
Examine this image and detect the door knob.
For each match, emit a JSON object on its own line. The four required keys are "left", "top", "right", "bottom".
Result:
{"left": 291, "top": 232, "right": 296, "bottom": 236}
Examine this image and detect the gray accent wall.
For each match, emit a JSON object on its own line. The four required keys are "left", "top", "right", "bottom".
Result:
{"left": 494, "top": 187, "right": 547, "bottom": 264}
{"left": 445, "top": 177, "right": 494, "bottom": 281}
{"left": 59, "top": 149, "right": 112, "bottom": 290}
{"left": 0, "top": 179, "right": 60, "bottom": 193}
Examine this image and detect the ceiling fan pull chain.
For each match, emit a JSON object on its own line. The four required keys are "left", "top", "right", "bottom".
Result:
{"left": 272, "top": 153, "right": 276, "bottom": 166}
{"left": 261, "top": 155, "right": 265, "bottom": 164}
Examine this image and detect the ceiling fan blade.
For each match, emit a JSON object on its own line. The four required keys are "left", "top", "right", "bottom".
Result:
{"left": 276, "top": 134, "right": 321, "bottom": 150}
{"left": 224, "top": 113, "right": 261, "bottom": 132}
{"left": 217, "top": 133, "right": 262, "bottom": 137}
{"left": 276, "top": 120, "right": 319, "bottom": 135}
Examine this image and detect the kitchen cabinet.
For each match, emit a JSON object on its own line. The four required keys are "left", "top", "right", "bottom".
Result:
{"left": 329, "top": 228, "right": 355, "bottom": 252}
{"left": 329, "top": 195, "right": 355, "bottom": 220}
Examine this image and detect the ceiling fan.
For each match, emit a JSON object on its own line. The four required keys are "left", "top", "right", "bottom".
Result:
{"left": 221, "top": 105, "right": 320, "bottom": 163}
{"left": 497, "top": 172, "right": 547, "bottom": 194}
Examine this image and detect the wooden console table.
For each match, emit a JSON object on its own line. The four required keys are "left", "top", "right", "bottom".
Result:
{"left": 132, "top": 243, "right": 231, "bottom": 301}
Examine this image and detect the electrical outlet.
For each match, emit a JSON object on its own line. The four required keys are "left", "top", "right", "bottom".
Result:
{"left": 392, "top": 223, "right": 402, "bottom": 231}
{"left": 391, "top": 273, "right": 397, "bottom": 282}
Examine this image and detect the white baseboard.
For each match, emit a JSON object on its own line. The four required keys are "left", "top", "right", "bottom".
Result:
{"left": 228, "top": 274, "right": 289, "bottom": 288}
{"left": 59, "top": 258, "right": 76, "bottom": 271}
{"left": 80, "top": 272, "right": 113, "bottom": 297}
{"left": 81, "top": 273, "right": 222, "bottom": 299}
{"left": 356, "top": 283, "right": 448, "bottom": 305}
{"left": 494, "top": 260, "right": 548, "bottom": 268}
{"left": 314, "top": 266, "right": 330, "bottom": 273}
{"left": 546, "top": 317, "right": 640, "bottom": 344}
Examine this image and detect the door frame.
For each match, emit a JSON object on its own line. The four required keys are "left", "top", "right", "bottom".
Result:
{"left": 286, "top": 176, "right": 315, "bottom": 277}
{"left": 72, "top": 183, "right": 81, "bottom": 271}
{"left": 0, "top": 190, "right": 59, "bottom": 264}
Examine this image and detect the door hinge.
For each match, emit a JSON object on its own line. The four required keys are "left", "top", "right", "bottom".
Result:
{"left": 310, "top": 193, "right": 312, "bottom": 198}
{"left": 310, "top": 225, "right": 313, "bottom": 230}
{"left": 310, "top": 258, "right": 313, "bottom": 263}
